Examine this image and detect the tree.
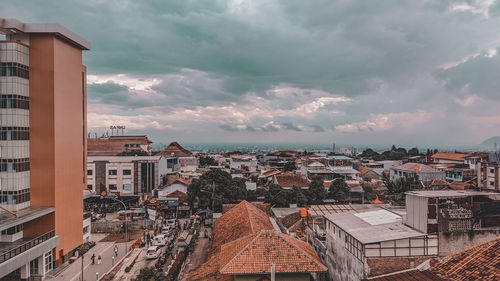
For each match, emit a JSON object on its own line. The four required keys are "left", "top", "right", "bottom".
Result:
{"left": 199, "top": 156, "right": 217, "bottom": 167}
{"left": 328, "top": 178, "right": 349, "bottom": 201}
{"left": 187, "top": 169, "right": 248, "bottom": 212}
{"left": 382, "top": 173, "right": 422, "bottom": 205}
{"left": 133, "top": 267, "right": 167, "bottom": 281}
{"left": 288, "top": 186, "right": 308, "bottom": 207}
{"left": 408, "top": 147, "right": 420, "bottom": 156}
{"left": 306, "top": 176, "right": 327, "bottom": 204}
{"left": 284, "top": 161, "right": 297, "bottom": 172}
{"left": 265, "top": 184, "right": 288, "bottom": 207}
{"left": 391, "top": 145, "right": 397, "bottom": 151}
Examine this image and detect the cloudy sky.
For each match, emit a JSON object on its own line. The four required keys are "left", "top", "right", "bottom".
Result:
{"left": 3, "top": 0, "right": 500, "bottom": 146}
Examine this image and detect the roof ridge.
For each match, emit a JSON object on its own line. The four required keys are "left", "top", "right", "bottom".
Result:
{"left": 277, "top": 232, "right": 327, "bottom": 271}
{"left": 219, "top": 230, "right": 266, "bottom": 273}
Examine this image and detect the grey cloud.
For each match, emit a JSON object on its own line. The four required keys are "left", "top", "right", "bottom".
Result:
{"left": 280, "top": 122, "right": 302, "bottom": 131}
{"left": 310, "top": 125, "right": 325, "bottom": 132}
{"left": 218, "top": 124, "right": 238, "bottom": 132}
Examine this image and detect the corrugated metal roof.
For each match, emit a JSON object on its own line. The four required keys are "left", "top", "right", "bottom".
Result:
{"left": 325, "top": 209, "right": 426, "bottom": 244}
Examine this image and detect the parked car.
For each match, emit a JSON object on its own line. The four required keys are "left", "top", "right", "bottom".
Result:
{"left": 166, "top": 219, "right": 176, "bottom": 228}
{"left": 146, "top": 246, "right": 161, "bottom": 259}
{"left": 153, "top": 235, "right": 167, "bottom": 247}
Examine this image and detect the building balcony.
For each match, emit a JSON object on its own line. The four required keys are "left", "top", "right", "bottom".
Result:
{"left": 0, "top": 230, "right": 55, "bottom": 264}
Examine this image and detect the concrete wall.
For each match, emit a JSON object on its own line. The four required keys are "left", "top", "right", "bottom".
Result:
{"left": 91, "top": 220, "right": 154, "bottom": 233}
{"left": 234, "top": 273, "right": 310, "bottom": 281}
{"left": 30, "top": 34, "right": 85, "bottom": 262}
{"left": 366, "top": 256, "right": 430, "bottom": 277}
{"left": 438, "top": 229, "right": 500, "bottom": 256}
{"left": 325, "top": 233, "right": 364, "bottom": 281}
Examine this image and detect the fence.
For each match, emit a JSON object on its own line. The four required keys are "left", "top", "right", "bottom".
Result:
{"left": 91, "top": 220, "right": 154, "bottom": 233}
{"left": 0, "top": 231, "right": 55, "bottom": 264}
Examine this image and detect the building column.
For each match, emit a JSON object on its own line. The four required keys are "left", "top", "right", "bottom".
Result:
{"left": 20, "top": 263, "right": 30, "bottom": 280}
{"left": 38, "top": 254, "right": 46, "bottom": 276}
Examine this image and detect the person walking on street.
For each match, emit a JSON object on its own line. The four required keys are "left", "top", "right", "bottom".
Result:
{"left": 114, "top": 245, "right": 118, "bottom": 257}
{"left": 91, "top": 254, "right": 95, "bottom": 265}
{"left": 97, "top": 255, "right": 102, "bottom": 265}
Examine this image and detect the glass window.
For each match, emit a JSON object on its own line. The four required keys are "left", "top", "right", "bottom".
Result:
{"left": 30, "top": 258, "right": 39, "bottom": 275}
{"left": 109, "top": 184, "right": 117, "bottom": 190}
{"left": 123, "top": 169, "right": 131, "bottom": 175}
{"left": 44, "top": 251, "right": 53, "bottom": 273}
{"left": 87, "top": 170, "right": 93, "bottom": 176}
{"left": 123, "top": 184, "right": 131, "bottom": 191}
{"left": 108, "top": 169, "right": 117, "bottom": 176}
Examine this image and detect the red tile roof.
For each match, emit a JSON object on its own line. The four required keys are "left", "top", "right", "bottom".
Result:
{"left": 87, "top": 135, "right": 151, "bottom": 156}
{"left": 166, "top": 190, "right": 188, "bottom": 203}
{"left": 219, "top": 230, "right": 327, "bottom": 275}
{"left": 367, "top": 269, "right": 445, "bottom": 281}
{"left": 157, "top": 141, "right": 192, "bottom": 157}
{"left": 275, "top": 173, "right": 309, "bottom": 189}
{"left": 431, "top": 152, "right": 468, "bottom": 162}
{"left": 433, "top": 236, "right": 500, "bottom": 281}
{"left": 263, "top": 170, "right": 281, "bottom": 177}
{"left": 187, "top": 201, "right": 274, "bottom": 281}
{"left": 222, "top": 203, "right": 271, "bottom": 216}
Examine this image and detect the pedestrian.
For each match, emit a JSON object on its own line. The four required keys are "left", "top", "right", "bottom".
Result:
{"left": 91, "top": 254, "right": 95, "bottom": 265}
{"left": 97, "top": 255, "right": 102, "bottom": 265}
{"left": 114, "top": 245, "right": 118, "bottom": 257}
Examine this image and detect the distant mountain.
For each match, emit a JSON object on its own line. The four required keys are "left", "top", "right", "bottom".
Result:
{"left": 480, "top": 136, "right": 500, "bottom": 147}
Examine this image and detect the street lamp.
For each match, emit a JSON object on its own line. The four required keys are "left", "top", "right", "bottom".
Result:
{"left": 102, "top": 196, "right": 128, "bottom": 255}
{"left": 80, "top": 249, "right": 84, "bottom": 281}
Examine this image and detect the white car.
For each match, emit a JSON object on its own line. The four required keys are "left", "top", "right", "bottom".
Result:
{"left": 166, "top": 219, "right": 176, "bottom": 228}
{"left": 153, "top": 235, "right": 167, "bottom": 246}
{"left": 146, "top": 246, "right": 161, "bottom": 259}
{"left": 161, "top": 226, "right": 171, "bottom": 235}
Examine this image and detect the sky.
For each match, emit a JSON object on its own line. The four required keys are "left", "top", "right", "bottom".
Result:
{"left": 3, "top": 0, "right": 500, "bottom": 146}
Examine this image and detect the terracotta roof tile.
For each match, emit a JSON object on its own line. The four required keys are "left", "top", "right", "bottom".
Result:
{"left": 219, "top": 230, "right": 327, "bottom": 275}
{"left": 157, "top": 141, "right": 192, "bottom": 157}
{"left": 275, "top": 173, "right": 309, "bottom": 189}
{"left": 367, "top": 269, "right": 446, "bottom": 281}
{"left": 433, "top": 236, "right": 500, "bottom": 281}
{"left": 431, "top": 152, "right": 468, "bottom": 162}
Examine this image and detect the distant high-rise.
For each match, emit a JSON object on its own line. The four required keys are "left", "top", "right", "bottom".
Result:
{"left": 0, "top": 18, "right": 89, "bottom": 279}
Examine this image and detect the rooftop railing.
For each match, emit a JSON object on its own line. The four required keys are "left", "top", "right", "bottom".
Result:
{"left": 0, "top": 230, "right": 55, "bottom": 264}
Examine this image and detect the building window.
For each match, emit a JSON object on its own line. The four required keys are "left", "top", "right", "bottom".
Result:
{"left": 123, "top": 184, "right": 131, "bottom": 191}
{"left": 108, "top": 169, "right": 117, "bottom": 176}
{"left": 0, "top": 95, "right": 30, "bottom": 109}
{"left": 83, "top": 226, "right": 89, "bottom": 234}
{"left": 108, "top": 184, "right": 117, "bottom": 190}
{"left": 0, "top": 158, "right": 30, "bottom": 172}
{"left": 44, "top": 251, "right": 53, "bottom": 273}
{"left": 490, "top": 169, "right": 495, "bottom": 173}
{"left": 87, "top": 184, "right": 93, "bottom": 190}
{"left": 87, "top": 170, "right": 93, "bottom": 176}
{"left": 0, "top": 189, "right": 30, "bottom": 205}
{"left": 123, "top": 169, "right": 131, "bottom": 175}
{"left": 1, "top": 224, "right": 23, "bottom": 235}
{"left": 0, "top": 127, "right": 30, "bottom": 140}
{"left": 0, "top": 62, "right": 30, "bottom": 79}
{"left": 490, "top": 181, "right": 495, "bottom": 186}
{"left": 30, "top": 258, "right": 39, "bottom": 275}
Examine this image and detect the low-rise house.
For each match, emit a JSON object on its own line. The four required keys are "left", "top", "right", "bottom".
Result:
{"left": 390, "top": 163, "right": 445, "bottom": 181}
{"left": 157, "top": 177, "right": 191, "bottom": 197}
{"left": 431, "top": 152, "right": 468, "bottom": 164}
{"left": 324, "top": 209, "right": 438, "bottom": 280}
{"left": 476, "top": 153, "right": 499, "bottom": 191}
{"left": 359, "top": 167, "right": 382, "bottom": 182}
{"left": 188, "top": 201, "right": 326, "bottom": 281}
{"left": 405, "top": 190, "right": 500, "bottom": 256}
{"left": 230, "top": 155, "right": 258, "bottom": 173}
{"left": 273, "top": 173, "right": 309, "bottom": 190}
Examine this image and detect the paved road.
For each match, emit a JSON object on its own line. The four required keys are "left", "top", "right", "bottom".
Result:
{"left": 45, "top": 242, "right": 128, "bottom": 281}
{"left": 179, "top": 226, "right": 212, "bottom": 281}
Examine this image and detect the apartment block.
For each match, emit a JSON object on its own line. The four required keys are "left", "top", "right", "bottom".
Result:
{"left": 0, "top": 18, "right": 89, "bottom": 280}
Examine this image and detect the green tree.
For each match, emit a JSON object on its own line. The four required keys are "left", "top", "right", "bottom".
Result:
{"left": 284, "top": 161, "right": 297, "bottom": 172}
{"left": 265, "top": 184, "right": 288, "bottom": 207}
{"left": 408, "top": 147, "right": 420, "bottom": 156}
{"left": 187, "top": 169, "right": 247, "bottom": 212}
{"left": 328, "top": 178, "right": 349, "bottom": 201}
{"left": 391, "top": 145, "right": 397, "bottom": 151}
{"left": 288, "top": 186, "right": 308, "bottom": 207}
{"left": 199, "top": 156, "right": 217, "bottom": 167}
{"left": 382, "top": 173, "right": 422, "bottom": 205}
{"left": 133, "top": 267, "right": 167, "bottom": 281}
{"left": 306, "top": 176, "right": 327, "bottom": 204}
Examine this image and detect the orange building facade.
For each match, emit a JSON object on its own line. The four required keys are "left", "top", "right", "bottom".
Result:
{"left": 0, "top": 18, "right": 89, "bottom": 279}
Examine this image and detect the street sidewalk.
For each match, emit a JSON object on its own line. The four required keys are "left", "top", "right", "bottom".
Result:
{"left": 45, "top": 241, "right": 128, "bottom": 281}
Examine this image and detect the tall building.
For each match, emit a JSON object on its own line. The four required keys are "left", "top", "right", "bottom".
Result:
{"left": 0, "top": 18, "right": 89, "bottom": 279}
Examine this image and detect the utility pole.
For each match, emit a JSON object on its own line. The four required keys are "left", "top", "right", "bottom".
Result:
{"left": 81, "top": 252, "right": 84, "bottom": 281}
